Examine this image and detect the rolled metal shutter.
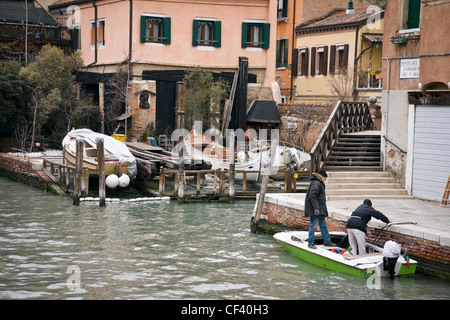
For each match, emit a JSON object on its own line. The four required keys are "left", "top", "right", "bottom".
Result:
{"left": 412, "top": 105, "right": 450, "bottom": 200}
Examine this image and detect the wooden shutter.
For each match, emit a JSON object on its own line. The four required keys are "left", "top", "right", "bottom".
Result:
{"left": 343, "top": 44, "right": 349, "bottom": 69}
{"left": 407, "top": 0, "right": 421, "bottom": 29}
{"left": 322, "top": 46, "right": 328, "bottom": 75}
{"left": 329, "top": 45, "right": 336, "bottom": 74}
{"left": 140, "top": 16, "right": 147, "bottom": 43}
{"left": 303, "top": 48, "right": 309, "bottom": 76}
{"left": 241, "top": 22, "right": 248, "bottom": 48}
{"left": 291, "top": 48, "right": 299, "bottom": 76}
{"left": 261, "top": 23, "right": 270, "bottom": 49}
{"left": 192, "top": 20, "right": 199, "bottom": 46}
{"left": 213, "top": 20, "right": 221, "bottom": 47}
{"left": 310, "top": 47, "right": 316, "bottom": 76}
{"left": 162, "top": 17, "right": 171, "bottom": 44}
{"left": 72, "top": 27, "right": 80, "bottom": 50}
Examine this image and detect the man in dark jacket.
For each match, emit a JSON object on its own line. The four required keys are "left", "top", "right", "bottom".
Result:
{"left": 304, "top": 169, "right": 334, "bottom": 249}
{"left": 346, "top": 199, "right": 390, "bottom": 255}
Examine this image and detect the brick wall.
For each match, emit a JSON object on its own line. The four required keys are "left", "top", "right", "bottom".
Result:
{"left": 127, "top": 80, "right": 157, "bottom": 141}
{"left": 260, "top": 201, "right": 450, "bottom": 279}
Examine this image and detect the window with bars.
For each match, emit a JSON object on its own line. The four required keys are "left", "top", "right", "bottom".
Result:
{"left": 241, "top": 22, "right": 270, "bottom": 49}
{"left": 192, "top": 19, "right": 221, "bottom": 47}
{"left": 140, "top": 16, "right": 171, "bottom": 44}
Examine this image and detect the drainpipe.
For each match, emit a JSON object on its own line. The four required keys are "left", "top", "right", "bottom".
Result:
{"left": 382, "top": 56, "right": 392, "bottom": 172}
{"left": 289, "top": 0, "right": 296, "bottom": 102}
{"left": 129, "top": 0, "right": 133, "bottom": 62}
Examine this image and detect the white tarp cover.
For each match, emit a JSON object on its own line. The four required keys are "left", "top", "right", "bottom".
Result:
{"left": 64, "top": 129, "right": 137, "bottom": 178}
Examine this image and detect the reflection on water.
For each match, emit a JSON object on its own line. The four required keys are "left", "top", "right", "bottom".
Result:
{"left": 0, "top": 176, "right": 449, "bottom": 300}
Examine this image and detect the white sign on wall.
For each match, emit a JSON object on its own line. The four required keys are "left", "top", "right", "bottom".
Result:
{"left": 400, "top": 58, "right": 420, "bottom": 79}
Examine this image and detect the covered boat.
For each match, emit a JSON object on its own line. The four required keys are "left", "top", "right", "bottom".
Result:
{"left": 62, "top": 129, "right": 137, "bottom": 178}
{"left": 274, "top": 231, "right": 416, "bottom": 278}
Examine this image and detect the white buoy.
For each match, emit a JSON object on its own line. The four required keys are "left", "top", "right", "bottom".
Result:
{"left": 118, "top": 174, "right": 130, "bottom": 187}
{"left": 105, "top": 174, "right": 119, "bottom": 188}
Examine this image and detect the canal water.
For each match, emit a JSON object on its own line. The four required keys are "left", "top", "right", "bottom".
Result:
{"left": 0, "top": 176, "right": 449, "bottom": 300}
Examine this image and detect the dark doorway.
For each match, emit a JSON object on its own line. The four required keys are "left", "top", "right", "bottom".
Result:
{"left": 156, "top": 80, "right": 176, "bottom": 136}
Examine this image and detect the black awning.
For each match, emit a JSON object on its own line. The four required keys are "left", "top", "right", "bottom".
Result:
{"left": 246, "top": 100, "right": 281, "bottom": 124}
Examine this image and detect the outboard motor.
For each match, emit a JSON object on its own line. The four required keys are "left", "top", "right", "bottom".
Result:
{"left": 282, "top": 148, "right": 302, "bottom": 170}
{"left": 383, "top": 240, "right": 401, "bottom": 280}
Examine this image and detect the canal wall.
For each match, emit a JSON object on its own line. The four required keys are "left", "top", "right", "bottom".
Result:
{"left": 0, "top": 153, "right": 65, "bottom": 196}
{"left": 253, "top": 193, "right": 450, "bottom": 280}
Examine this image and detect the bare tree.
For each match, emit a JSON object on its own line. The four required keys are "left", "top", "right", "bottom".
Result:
{"left": 327, "top": 67, "right": 354, "bottom": 101}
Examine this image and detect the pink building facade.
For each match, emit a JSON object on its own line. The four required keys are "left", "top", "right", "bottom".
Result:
{"left": 50, "top": 0, "right": 278, "bottom": 138}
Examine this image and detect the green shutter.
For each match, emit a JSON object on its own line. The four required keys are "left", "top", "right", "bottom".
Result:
{"left": 162, "top": 17, "right": 171, "bottom": 44}
{"left": 140, "top": 16, "right": 147, "bottom": 43}
{"left": 213, "top": 20, "right": 221, "bottom": 47}
{"left": 192, "top": 20, "right": 199, "bottom": 46}
{"left": 407, "top": 0, "right": 421, "bottom": 29}
{"left": 261, "top": 23, "right": 270, "bottom": 49}
{"left": 284, "top": 38, "right": 288, "bottom": 67}
{"left": 276, "top": 40, "right": 281, "bottom": 67}
{"left": 241, "top": 22, "right": 248, "bottom": 48}
{"left": 72, "top": 27, "right": 80, "bottom": 50}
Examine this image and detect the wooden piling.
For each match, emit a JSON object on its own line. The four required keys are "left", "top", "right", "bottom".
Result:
{"left": 73, "top": 138, "right": 84, "bottom": 205}
{"left": 251, "top": 138, "right": 277, "bottom": 233}
{"left": 96, "top": 138, "right": 106, "bottom": 206}
{"left": 228, "top": 131, "right": 235, "bottom": 201}
{"left": 177, "top": 139, "right": 185, "bottom": 202}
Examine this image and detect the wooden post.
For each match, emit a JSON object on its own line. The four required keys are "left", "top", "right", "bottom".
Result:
{"left": 96, "top": 138, "right": 106, "bottom": 206}
{"left": 73, "top": 138, "right": 84, "bottom": 205}
{"left": 159, "top": 167, "right": 164, "bottom": 197}
{"left": 251, "top": 138, "right": 277, "bottom": 233}
{"left": 213, "top": 169, "right": 218, "bottom": 197}
{"left": 99, "top": 82, "right": 105, "bottom": 134}
{"left": 177, "top": 139, "right": 185, "bottom": 202}
{"left": 219, "top": 169, "right": 225, "bottom": 196}
{"left": 228, "top": 131, "right": 235, "bottom": 201}
{"left": 286, "top": 166, "right": 293, "bottom": 193}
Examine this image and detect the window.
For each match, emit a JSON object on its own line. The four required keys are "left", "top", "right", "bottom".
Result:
{"left": 292, "top": 47, "right": 309, "bottom": 76}
{"left": 329, "top": 44, "right": 349, "bottom": 75}
{"left": 72, "top": 25, "right": 81, "bottom": 50}
{"left": 405, "top": 0, "right": 421, "bottom": 29}
{"left": 140, "top": 16, "right": 171, "bottom": 44}
{"left": 298, "top": 48, "right": 309, "bottom": 76}
{"left": 90, "top": 19, "right": 105, "bottom": 47}
{"left": 241, "top": 22, "right": 270, "bottom": 49}
{"left": 277, "top": 0, "right": 289, "bottom": 19}
{"left": 192, "top": 19, "right": 221, "bottom": 47}
{"left": 310, "top": 46, "right": 328, "bottom": 76}
{"left": 276, "top": 39, "right": 288, "bottom": 68}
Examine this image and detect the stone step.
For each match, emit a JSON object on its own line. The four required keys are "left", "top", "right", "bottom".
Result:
{"left": 327, "top": 177, "right": 396, "bottom": 184}
{"left": 326, "top": 161, "right": 381, "bottom": 167}
{"left": 326, "top": 188, "right": 408, "bottom": 196}
{"left": 325, "top": 166, "right": 383, "bottom": 171}
{"left": 326, "top": 183, "right": 403, "bottom": 190}
{"left": 327, "top": 171, "right": 391, "bottom": 177}
{"left": 327, "top": 194, "right": 413, "bottom": 201}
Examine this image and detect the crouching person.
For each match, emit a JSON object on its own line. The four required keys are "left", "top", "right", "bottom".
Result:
{"left": 346, "top": 199, "right": 390, "bottom": 255}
